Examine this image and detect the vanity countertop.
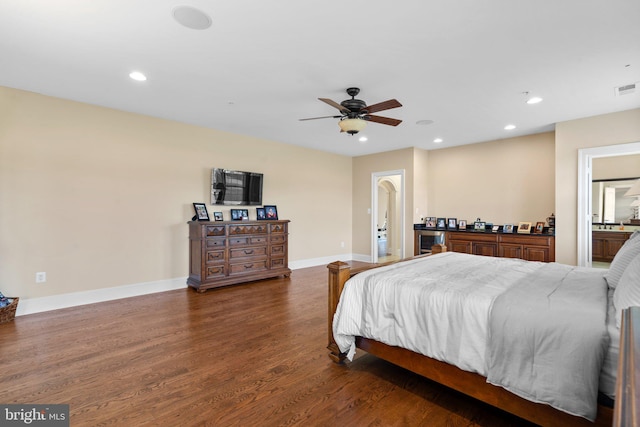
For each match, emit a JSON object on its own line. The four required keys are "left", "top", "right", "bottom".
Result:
{"left": 592, "top": 227, "right": 640, "bottom": 233}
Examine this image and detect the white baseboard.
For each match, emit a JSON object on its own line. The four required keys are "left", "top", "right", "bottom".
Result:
{"left": 289, "top": 253, "right": 357, "bottom": 270}
{"left": 351, "top": 253, "right": 373, "bottom": 263}
{"left": 16, "top": 277, "right": 188, "bottom": 317}
{"left": 16, "top": 253, "right": 373, "bottom": 317}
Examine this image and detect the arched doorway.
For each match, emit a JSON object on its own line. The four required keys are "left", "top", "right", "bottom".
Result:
{"left": 371, "top": 170, "right": 405, "bottom": 263}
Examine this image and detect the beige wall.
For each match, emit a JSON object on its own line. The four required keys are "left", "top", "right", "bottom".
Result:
{"left": 426, "top": 133, "right": 556, "bottom": 225}
{"left": 0, "top": 87, "right": 353, "bottom": 299}
{"left": 555, "top": 108, "right": 640, "bottom": 264}
{"left": 3, "top": 85, "right": 638, "bottom": 303}
{"left": 593, "top": 154, "right": 640, "bottom": 180}
{"left": 352, "top": 136, "right": 556, "bottom": 259}
{"left": 352, "top": 148, "right": 417, "bottom": 258}
{"left": 413, "top": 148, "right": 429, "bottom": 222}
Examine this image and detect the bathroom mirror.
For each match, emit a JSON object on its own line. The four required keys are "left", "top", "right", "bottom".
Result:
{"left": 591, "top": 178, "right": 639, "bottom": 224}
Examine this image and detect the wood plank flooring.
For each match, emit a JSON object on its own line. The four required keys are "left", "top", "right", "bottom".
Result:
{"left": 0, "top": 263, "right": 536, "bottom": 426}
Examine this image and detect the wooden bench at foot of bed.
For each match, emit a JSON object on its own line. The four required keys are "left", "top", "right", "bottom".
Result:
{"left": 327, "top": 260, "right": 619, "bottom": 427}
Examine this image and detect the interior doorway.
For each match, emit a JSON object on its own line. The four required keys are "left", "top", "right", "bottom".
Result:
{"left": 371, "top": 170, "right": 405, "bottom": 263}
{"left": 577, "top": 141, "right": 640, "bottom": 266}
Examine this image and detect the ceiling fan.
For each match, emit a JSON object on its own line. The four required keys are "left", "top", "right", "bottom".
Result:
{"left": 300, "top": 87, "right": 402, "bottom": 135}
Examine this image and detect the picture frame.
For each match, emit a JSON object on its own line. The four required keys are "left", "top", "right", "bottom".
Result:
{"left": 231, "top": 209, "right": 249, "bottom": 221}
{"left": 436, "top": 218, "right": 446, "bottom": 230}
{"left": 213, "top": 212, "right": 223, "bottom": 221}
{"left": 425, "top": 217, "right": 436, "bottom": 229}
{"left": 535, "top": 221, "right": 545, "bottom": 234}
{"left": 193, "top": 203, "right": 209, "bottom": 221}
{"left": 474, "top": 221, "right": 486, "bottom": 231}
{"left": 517, "top": 221, "right": 532, "bottom": 234}
{"left": 492, "top": 225, "right": 500, "bottom": 232}
{"left": 503, "top": 224, "right": 514, "bottom": 233}
{"left": 458, "top": 220, "right": 467, "bottom": 230}
{"left": 264, "top": 205, "right": 278, "bottom": 220}
{"left": 256, "top": 207, "right": 266, "bottom": 220}
{"left": 447, "top": 218, "right": 457, "bottom": 230}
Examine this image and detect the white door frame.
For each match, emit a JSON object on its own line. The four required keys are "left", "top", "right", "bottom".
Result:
{"left": 371, "top": 169, "right": 405, "bottom": 263}
{"left": 577, "top": 141, "right": 640, "bottom": 266}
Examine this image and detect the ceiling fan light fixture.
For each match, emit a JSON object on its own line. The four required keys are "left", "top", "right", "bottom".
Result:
{"left": 339, "top": 118, "right": 366, "bottom": 135}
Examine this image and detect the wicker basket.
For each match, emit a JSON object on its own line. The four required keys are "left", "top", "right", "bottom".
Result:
{"left": 0, "top": 297, "right": 18, "bottom": 325}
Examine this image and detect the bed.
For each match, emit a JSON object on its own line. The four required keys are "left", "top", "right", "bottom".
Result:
{"left": 327, "top": 240, "right": 640, "bottom": 427}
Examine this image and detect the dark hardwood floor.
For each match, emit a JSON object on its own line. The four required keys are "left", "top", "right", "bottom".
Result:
{"left": 0, "top": 263, "right": 536, "bottom": 426}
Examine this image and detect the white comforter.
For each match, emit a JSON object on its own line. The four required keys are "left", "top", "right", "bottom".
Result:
{"left": 332, "top": 252, "right": 609, "bottom": 420}
{"left": 333, "top": 252, "right": 542, "bottom": 373}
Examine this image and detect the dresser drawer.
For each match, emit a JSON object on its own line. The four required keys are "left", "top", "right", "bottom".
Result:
{"left": 270, "top": 235, "right": 286, "bottom": 244}
{"left": 271, "top": 257, "right": 286, "bottom": 269}
{"left": 206, "top": 238, "right": 226, "bottom": 248}
{"left": 206, "top": 265, "right": 226, "bottom": 279}
{"left": 250, "top": 236, "right": 268, "bottom": 245}
{"left": 229, "top": 224, "right": 268, "bottom": 235}
{"left": 206, "top": 250, "right": 225, "bottom": 264}
{"left": 229, "top": 260, "right": 268, "bottom": 275}
{"left": 206, "top": 225, "right": 226, "bottom": 237}
{"left": 229, "top": 236, "right": 248, "bottom": 246}
{"left": 229, "top": 234, "right": 268, "bottom": 245}
{"left": 271, "top": 245, "right": 285, "bottom": 256}
{"left": 230, "top": 246, "right": 267, "bottom": 259}
{"left": 270, "top": 223, "right": 286, "bottom": 234}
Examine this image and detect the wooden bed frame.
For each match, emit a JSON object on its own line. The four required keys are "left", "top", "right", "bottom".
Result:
{"left": 327, "top": 258, "right": 639, "bottom": 427}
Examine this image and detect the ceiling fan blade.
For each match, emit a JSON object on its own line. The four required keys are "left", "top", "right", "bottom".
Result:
{"left": 299, "top": 115, "right": 342, "bottom": 121}
{"left": 365, "top": 99, "right": 402, "bottom": 114}
{"left": 319, "top": 98, "right": 350, "bottom": 113}
{"left": 364, "top": 115, "right": 402, "bottom": 126}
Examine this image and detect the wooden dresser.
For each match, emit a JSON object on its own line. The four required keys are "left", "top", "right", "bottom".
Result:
{"left": 444, "top": 231, "right": 555, "bottom": 262}
{"left": 188, "top": 220, "right": 291, "bottom": 292}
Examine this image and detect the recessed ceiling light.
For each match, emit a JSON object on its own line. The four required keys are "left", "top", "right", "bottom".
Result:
{"left": 359, "top": 136, "right": 368, "bottom": 142}
{"left": 129, "top": 71, "right": 147, "bottom": 81}
{"left": 526, "top": 97, "right": 543, "bottom": 104}
{"left": 172, "top": 6, "right": 212, "bottom": 30}
{"left": 433, "top": 138, "right": 443, "bottom": 143}
{"left": 504, "top": 124, "right": 516, "bottom": 130}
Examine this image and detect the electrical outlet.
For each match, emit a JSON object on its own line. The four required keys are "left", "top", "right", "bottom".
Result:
{"left": 35, "top": 272, "right": 46, "bottom": 283}
{"left": 340, "top": 241, "right": 345, "bottom": 248}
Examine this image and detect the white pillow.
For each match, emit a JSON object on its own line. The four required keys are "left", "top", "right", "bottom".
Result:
{"left": 613, "top": 253, "right": 640, "bottom": 327}
{"left": 605, "top": 235, "right": 640, "bottom": 289}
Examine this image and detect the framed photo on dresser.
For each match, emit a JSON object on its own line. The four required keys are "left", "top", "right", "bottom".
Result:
{"left": 231, "top": 209, "right": 249, "bottom": 221}
{"left": 264, "top": 205, "right": 278, "bottom": 220}
{"left": 517, "top": 222, "right": 532, "bottom": 234}
{"left": 193, "top": 203, "right": 209, "bottom": 221}
{"left": 425, "top": 217, "right": 436, "bottom": 229}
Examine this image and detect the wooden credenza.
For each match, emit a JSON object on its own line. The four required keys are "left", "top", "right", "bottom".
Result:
{"left": 592, "top": 230, "right": 632, "bottom": 262}
{"left": 445, "top": 231, "right": 555, "bottom": 262}
{"left": 187, "top": 220, "right": 291, "bottom": 292}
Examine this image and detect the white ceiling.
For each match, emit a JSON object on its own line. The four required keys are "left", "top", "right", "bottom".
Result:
{"left": 1, "top": 0, "right": 639, "bottom": 157}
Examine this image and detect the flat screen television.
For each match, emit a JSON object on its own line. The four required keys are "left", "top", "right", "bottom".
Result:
{"left": 211, "top": 168, "right": 263, "bottom": 206}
